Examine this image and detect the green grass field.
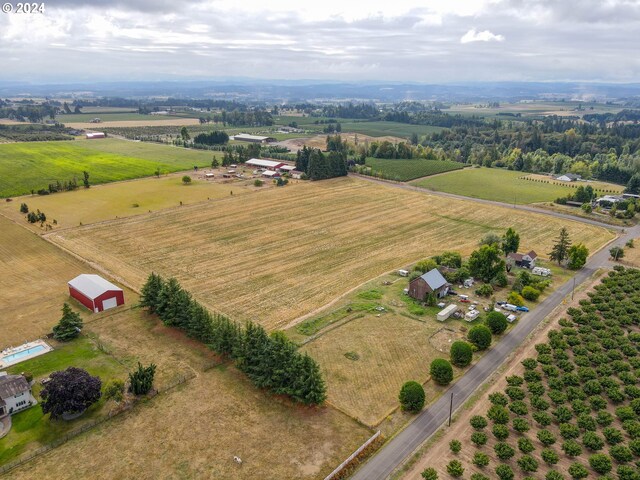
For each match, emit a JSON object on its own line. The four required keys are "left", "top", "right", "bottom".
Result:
{"left": 56, "top": 113, "right": 178, "bottom": 123}
{"left": 0, "top": 336, "right": 126, "bottom": 464}
{"left": 0, "top": 139, "right": 218, "bottom": 197}
{"left": 364, "top": 157, "right": 465, "bottom": 181}
{"left": 411, "top": 167, "right": 623, "bottom": 204}
{"left": 335, "top": 121, "right": 445, "bottom": 139}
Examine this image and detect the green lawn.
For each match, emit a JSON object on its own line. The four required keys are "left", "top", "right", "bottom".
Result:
{"left": 411, "top": 167, "right": 619, "bottom": 204}
{"left": 56, "top": 112, "right": 197, "bottom": 123}
{"left": 275, "top": 117, "right": 446, "bottom": 139}
{"left": 0, "top": 139, "right": 218, "bottom": 197}
{"left": 364, "top": 157, "right": 465, "bottom": 181}
{"left": 0, "top": 336, "right": 126, "bottom": 465}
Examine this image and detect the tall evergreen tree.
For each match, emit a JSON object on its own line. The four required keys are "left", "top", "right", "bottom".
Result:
{"left": 155, "top": 277, "right": 183, "bottom": 325}
{"left": 139, "top": 272, "right": 164, "bottom": 313}
{"left": 549, "top": 227, "right": 572, "bottom": 265}
{"left": 52, "top": 303, "right": 83, "bottom": 341}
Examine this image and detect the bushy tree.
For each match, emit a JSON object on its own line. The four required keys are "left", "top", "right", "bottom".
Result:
{"left": 521, "top": 286, "right": 541, "bottom": 301}
{"left": 468, "top": 244, "right": 506, "bottom": 282}
{"left": 507, "top": 291, "right": 525, "bottom": 306}
{"left": 52, "top": 303, "right": 83, "bottom": 341}
{"left": 568, "top": 244, "right": 589, "bottom": 270}
{"left": 40, "top": 367, "right": 101, "bottom": 419}
{"left": 502, "top": 228, "right": 520, "bottom": 256}
{"left": 446, "top": 459, "right": 464, "bottom": 477}
{"left": 546, "top": 472, "right": 565, "bottom": 480}
{"left": 568, "top": 463, "right": 589, "bottom": 479}
{"left": 495, "top": 464, "right": 514, "bottom": 480}
{"left": 494, "top": 442, "right": 515, "bottom": 460}
{"left": 542, "top": 448, "right": 559, "bottom": 465}
{"left": 486, "top": 311, "right": 508, "bottom": 334}
{"left": 473, "top": 452, "right": 490, "bottom": 467}
{"left": 449, "top": 439, "right": 462, "bottom": 454}
{"left": 518, "top": 438, "right": 535, "bottom": 453}
{"left": 610, "top": 445, "right": 633, "bottom": 463}
{"left": 588, "top": 453, "right": 612, "bottom": 474}
{"left": 493, "top": 424, "right": 509, "bottom": 440}
{"left": 450, "top": 341, "right": 473, "bottom": 367}
{"left": 470, "top": 415, "right": 488, "bottom": 430}
{"left": 471, "top": 431, "right": 488, "bottom": 446}
{"left": 562, "top": 440, "right": 583, "bottom": 457}
{"left": 610, "top": 246, "right": 625, "bottom": 260}
{"left": 518, "top": 455, "right": 539, "bottom": 472}
{"left": 421, "top": 468, "right": 438, "bottom": 480}
{"left": 430, "top": 358, "right": 453, "bottom": 385}
{"left": 128, "top": 362, "right": 156, "bottom": 395}
{"left": 468, "top": 325, "right": 492, "bottom": 350}
{"left": 19, "top": 202, "right": 28, "bottom": 214}
{"left": 182, "top": 175, "right": 191, "bottom": 184}
{"left": 399, "top": 381, "right": 425, "bottom": 412}
{"left": 538, "top": 429, "right": 556, "bottom": 446}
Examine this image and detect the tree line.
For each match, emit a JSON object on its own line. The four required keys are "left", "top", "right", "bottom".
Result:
{"left": 139, "top": 273, "right": 327, "bottom": 405}
{"left": 295, "top": 141, "right": 347, "bottom": 180}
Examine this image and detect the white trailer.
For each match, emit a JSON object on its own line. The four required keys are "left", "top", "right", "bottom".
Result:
{"left": 465, "top": 310, "right": 480, "bottom": 322}
{"left": 532, "top": 267, "right": 551, "bottom": 277}
{"left": 503, "top": 304, "right": 518, "bottom": 312}
{"left": 398, "top": 269, "right": 409, "bottom": 277}
{"left": 437, "top": 304, "right": 458, "bottom": 322}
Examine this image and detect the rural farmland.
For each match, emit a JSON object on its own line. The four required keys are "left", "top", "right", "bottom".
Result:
{"left": 412, "top": 167, "right": 625, "bottom": 204}
{"left": 363, "top": 157, "right": 465, "bottom": 181}
{"left": 47, "top": 177, "right": 613, "bottom": 331}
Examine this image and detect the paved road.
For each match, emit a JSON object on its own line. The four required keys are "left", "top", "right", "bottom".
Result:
{"left": 351, "top": 222, "right": 640, "bottom": 480}
{"left": 350, "top": 173, "right": 625, "bottom": 230}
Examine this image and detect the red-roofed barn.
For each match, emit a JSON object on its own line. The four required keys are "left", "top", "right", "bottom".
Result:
{"left": 68, "top": 274, "right": 125, "bottom": 313}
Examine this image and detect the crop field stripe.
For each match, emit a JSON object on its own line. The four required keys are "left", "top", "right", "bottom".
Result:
{"left": 364, "top": 158, "right": 465, "bottom": 181}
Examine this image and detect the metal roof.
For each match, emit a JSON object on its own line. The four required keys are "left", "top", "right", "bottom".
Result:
{"left": 233, "top": 134, "right": 272, "bottom": 141}
{"left": 0, "top": 374, "right": 29, "bottom": 400}
{"left": 419, "top": 268, "right": 448, "bottom": 290}
{"left": 68, "top": 274, "right": 122, "bottom": 300}
{"left": 246, "top": 158, "right": 284, "bottom": 168}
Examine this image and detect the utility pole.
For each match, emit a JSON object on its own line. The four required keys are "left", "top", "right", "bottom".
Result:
{"left": 448, "top": 392, "right": 454, "bottom": 426}
{"left": 571, "top": 276, "right": 576, "bottom": 300}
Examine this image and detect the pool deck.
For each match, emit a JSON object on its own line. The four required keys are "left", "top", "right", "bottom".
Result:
{"left": 0, "top": 340, "right": 53, "bottom": 369}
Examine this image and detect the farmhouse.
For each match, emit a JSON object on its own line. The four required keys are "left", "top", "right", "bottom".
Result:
{"left": 555, "top": 173, "right": 581, "bottom": 182}
{"left": 0, "top": 372, "right": 34, "bottom": 417}
{"left": 507, "top": 250, "right": 538, "bottom": 269}
{"left": 408, "top": 268, "right": 450, "bottom": 301}
{"left": 232, "top": 133, "right": 276, "bottom": 144}
{"left": 86, "top": 132, "right": 106, "bottom": 139}
{"left": 246, "top": 158, "right": 285, "bottom": 170}
{"left": 68, "top": 274, "right": 124, "bottom": 313}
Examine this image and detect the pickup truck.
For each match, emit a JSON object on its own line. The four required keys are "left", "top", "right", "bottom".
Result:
{"left": 516, "top": 306, "right": 530, "bottom": 312}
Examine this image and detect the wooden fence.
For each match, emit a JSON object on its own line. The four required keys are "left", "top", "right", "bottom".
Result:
{"left": 324, "top": 430, "right": 381, "bottom": 480}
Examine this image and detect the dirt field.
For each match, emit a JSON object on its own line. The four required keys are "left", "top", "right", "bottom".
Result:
{"left": 621, "top": 239, "right": 640, "bottom": 267}
{"left": 46, "top": 177, "right": 614, "bottom": 331}
{"left": 401, "top": 270, "right": 607, "bottom": 479}
{"left": 0, "top": 172, "right": 261, "bottom": 230}
{"left": 0, "top": 215, "right": 136, "bottom": 349}
{"left": 7, "top": 308, "right": 372, "bottom": 480}
{"left": 303, "top": 314, "right": 463, "bottom": 427}
{"left": 65, "top": 118, "right": 201, "bottom": 129}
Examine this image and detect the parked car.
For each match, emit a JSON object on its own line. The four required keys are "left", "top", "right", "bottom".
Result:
{"left": 448, "top": 289, "right": 458, "bottom": 296}
{"left": 496, "top": 301, "right": 506, "bottom": 306}
{"left": 516, "top": 306, "right": 529, "bottom": 312}
{"left": 459, "top": 298, "right": 470, "bottom": 303}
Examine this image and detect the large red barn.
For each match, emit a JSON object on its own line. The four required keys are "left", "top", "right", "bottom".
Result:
{"left": 68, "top": 274, "right": 124, "bottom": 313}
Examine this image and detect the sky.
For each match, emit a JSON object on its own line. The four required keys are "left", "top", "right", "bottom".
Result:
{"left": 1, "top": 0, "right": 639, "bottom": 84}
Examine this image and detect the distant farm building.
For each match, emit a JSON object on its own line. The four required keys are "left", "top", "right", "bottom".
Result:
{"left": 245, "top": 158, "right": 286, "bottom": 171}
{"left": 261, "top": 170, "right": 281, "bottom": 178}
{"left": 85, "top": 132, "right": 106, "bottom": 139}
{"left": 232, "top": 133, "right": 276, "bottom": 144}
{"left": 68, "top": 274, "right": 124, "bottom": 313}
{"left": 408, "top": 268, "right": 450, "bottom": 301}
{"left": 507, "top": 250, "right": 538, "bottom": 269}
{"left": 555, "top": 173, "right": 581, "bottom": 182}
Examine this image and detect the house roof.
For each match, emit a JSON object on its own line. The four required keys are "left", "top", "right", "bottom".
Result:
{"left": 527, "top": 250, "right": 538, "bottom": 259}
{"left": 246, "top": 158, "right": 284, "bottom": 168}
{"left": 233, "top": 134, "right": 273, "bottom": 142}
{"left": 0, "top": 374, "right": 29, "bottom": 400}
{"left": 556, "top": 173, "right": 580, "bottom": 180}
{"left": 507, "top": 252, "right": 523, "bottom": 261}
{"left": 418, "top": 268, "right": 448, "bottom": 290}
{"left": 68, "top": 274, "right": 122, "bottom": 300}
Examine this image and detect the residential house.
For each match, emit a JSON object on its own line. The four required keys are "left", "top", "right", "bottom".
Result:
{"left": 0, "top": 372, "right": 34, "bottom": 417}
{"left": 507, "top": 250, "right": 538, "bottom": 269}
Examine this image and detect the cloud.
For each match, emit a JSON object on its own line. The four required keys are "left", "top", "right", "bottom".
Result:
{"left": 460, "top": 28, "right": 505, "bottom": 44}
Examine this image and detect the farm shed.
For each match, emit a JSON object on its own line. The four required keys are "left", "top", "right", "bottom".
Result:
{"left": 68, "top": 274, "right": 124, "bottom": 313}
{"left": 246, "top": 158, "right": 285, "bottom": 170}
{"left": 232, "top": 134, "right": 276, "bottom": 144}
{"left": 554, "top": 173, "right": 581, "bottom": 182}
{"left": 86, "top": 132, "right": 106, "bottom": 139}
{"left": 408, "top": 268, "right": 450, "bottom": 301}
{"left": 262, "top": 170, "right": 280, "bottom": 178}
{"left": 278, "top": 165, "right": 296, "bottom": 173}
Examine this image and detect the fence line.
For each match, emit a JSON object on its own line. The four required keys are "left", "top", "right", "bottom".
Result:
{"left": 0, "top": 371, "right": 196, "bottom": 476}
{"left": 324, "top": 431, "right": 381, "bottom": 480}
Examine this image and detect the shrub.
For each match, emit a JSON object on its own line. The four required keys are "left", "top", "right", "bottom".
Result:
{"left": 486, "top": 311, "right": 508, "bottom": 334}
{"left": 518, "top": 438, "right": 535, "bottom": 453}
{"left": 494, "top": 442, "right": 515, "bottom": 460}
{"left": 509, "top": 400, "right": 528, "bottom": 415}
{"left": 421, "top": 468, "right": 438, "bottom": 480}
{"left": 617, "top": 465, "right": 640, "bottom": 480}
{"left": 522, "top": 286, "right": 541, "bottom": 301}
{"left": 103, "top": 379, "right": 125, "bottom": 403}
{"left": 181, "top": 175, "right": 191, "bottom": 184}
{"left": 554, "top": 405, "right": 573, "bottom": 423}
{"left": 542, "top": 448, "right": 559, "bottom": 465}
{"left": 489, "top": 392, "right": 509, "bottom": 406}
{"left": 399, "top": 381, "right": 425, "bottom": 412}
{"left": 475, "top": 284, "right": 493, "bottom": 297}
{"left": 450, "top": 341, "right": 473, "bottom": 367}
{"left": 470, "top": 415, "right": 488, "bottom": 430}
{"left": 507, "top": 291, "right": 525, "bottom": 306}
{"left": 603, "top": 427, "right": 624, "bottom": 445}
{"left": 576, "top": 413, "right": 597, "bottom": 431}
{"left": 617, "top": 406, "right": 637, "bottom": 422}
{"left": 128, "top": 362, "right": 156, "bottom": 395}
{"left": 537, "top": 429, "right": 557, "bottom": 446}
{"left": 517, "top": 455, "right": 539, "bottom": 473}
{"left": 471, "top": 431, "right": 488, "bottom": 446}
{"left": 487, "top": 405, "right": 510, "bottom": 424}
{"left": 253, "top": 179, "right": 264, "bottom": 187}
{"left": 449, "top": 439, "right": 462, "bottom": 454}
{"left": 468, "top": 325, "right": 492, "bottom": 350}
{"left": 568, "top": 462, "right": 589, "bottom": 479}
{"left": 446, "top": 459, "right": 464, "bottom": 477}
{"left": 610, "top": 445, "right": 633, "bottom": 463}
{"left": 513, "top": 417, "right": 530, "bottom": 433}
{"left": 429, "top": 359, "right": 454, "bottom": 385}
{"left": 583, "top": 431, "right": 605, "bottom": 451}
{"left": 559, "top": 423, "right": 580, "bottom": 440}
{"left": 533, "top": 411, "right": 552, "bottom": 427}
{"left": 546, "top": 472, "right": 565, "bottom": 480}
{"left": 495, "top": 464, "right": 514, "bottom": 480}
{"left": 588, "top": 453, "right": 612, "bottom": 474}
{"left": 493, "top": 424, "right": 509, "bottom": 440}
{"left": 562, "top": 440, "right": 583, "bottom": 457}
{"left": 470, "top": 475, "right": 489, "bottom": 480}
{"left": 596, "top": 411, "right": 614, "bottom": 427}
{"left": 630, "top": 439, "right": 640, "bottom": 456}
{"left": 472, "top": 452, "right": 490, "bottom": 467}
{"left": 521, "top": 357, "right": 538, "bottom": 370}
{"left": 506, "top": 387, "right": 526, "bottom": 401}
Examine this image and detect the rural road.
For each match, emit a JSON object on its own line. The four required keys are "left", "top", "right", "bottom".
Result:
{"left": 350, "top": 223, "right": 639, "bottom": 480}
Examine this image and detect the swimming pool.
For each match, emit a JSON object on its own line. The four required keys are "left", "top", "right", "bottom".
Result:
{"left": 2, "top": 345, "right": 46, "bottom": 363}
{"left": 0, "top": 341, "right": 52, "bottom": 368}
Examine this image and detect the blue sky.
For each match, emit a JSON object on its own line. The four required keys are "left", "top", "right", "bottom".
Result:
{"left": 2, "top": 0, "right": 639, "bottom": 83}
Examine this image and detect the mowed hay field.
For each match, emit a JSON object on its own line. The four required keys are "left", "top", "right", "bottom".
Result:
{"left": 47, "top": 177, "right": 614, "bottom": 331}
{"left": 0, "top": 215, "right": 135, "bottom": 348}
{"left": 0, "top": 174, "right": 254, "bottom": 229}
{"left": 303, "top": 314, "right": 461, "bottom": 426}
{"left": 412, "top": 167, "right": 624, "bottom": 204}
{"left": 0, "top": 139, "right": 217, "bottom": 197}
{"left": 8, "top": 308, "right": 371, "bottom": 480}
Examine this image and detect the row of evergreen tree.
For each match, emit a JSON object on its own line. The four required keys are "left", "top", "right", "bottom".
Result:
{"left": 295, "top": 145, "right": 347, "bottom": 180}
{"left": 139, "top": 273, "right": 327, "bottom": 405}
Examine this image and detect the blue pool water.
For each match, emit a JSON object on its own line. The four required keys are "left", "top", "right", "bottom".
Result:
{"left": 2, "top": 344, "right": 46, "bottom": 364}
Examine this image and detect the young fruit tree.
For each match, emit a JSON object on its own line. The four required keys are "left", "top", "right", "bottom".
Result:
{"left": 40, "top": 367, "right": 102, "bottom": 419}
{"left": 52, "top": 303, "right": 83, "bottom": 341}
